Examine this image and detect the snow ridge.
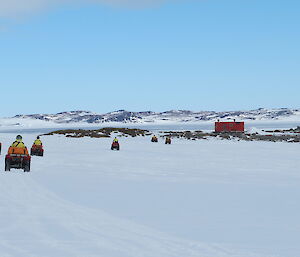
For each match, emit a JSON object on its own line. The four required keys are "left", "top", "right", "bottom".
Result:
{"left": 12, "top": 108, "right": 300, "bottom": 124}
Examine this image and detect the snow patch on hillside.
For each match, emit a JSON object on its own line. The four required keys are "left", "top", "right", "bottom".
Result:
{"left": 0, "top": 108, "right": 300, "bottom": 132}
{"left": 11, "top": 108, "right": 300, "bottom": 125}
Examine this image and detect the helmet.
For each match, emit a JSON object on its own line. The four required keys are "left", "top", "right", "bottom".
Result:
{"left": 37, "top": 136, "right": 40, "bottom": 139}
{"left": 16, "top": 135, "right": 22, "bottom": 140}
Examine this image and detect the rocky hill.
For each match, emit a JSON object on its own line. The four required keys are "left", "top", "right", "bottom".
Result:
{"left": 13, "top": 108, "right": 300, "bottom": 124}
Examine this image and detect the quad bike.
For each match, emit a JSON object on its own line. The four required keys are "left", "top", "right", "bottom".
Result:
{"left": 111, "top": 141, "right": 120, "bottom": 151}
{"left": 5, "top": 154, "right": 31, "bottom": 172}
{"left": 151, "top": 136, "right": 158, "bottom": 143}
{"left": 31, "top": 145, "right": 44, "bottom": 156}
{"left": 165, "top": 138, "right": 172, "bottom": 144}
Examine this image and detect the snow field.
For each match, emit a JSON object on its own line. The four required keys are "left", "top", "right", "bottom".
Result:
{"left": 0, "top": 133, "right": 299, "bottom": 257}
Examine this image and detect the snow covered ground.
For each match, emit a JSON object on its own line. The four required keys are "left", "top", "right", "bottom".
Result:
{"left": 0, "top": 132, "right": 299, "bottom": 257}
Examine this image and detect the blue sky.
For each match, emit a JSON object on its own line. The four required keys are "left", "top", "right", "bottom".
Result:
{"left": 0, "top": 0, "right": 299, "bottom": 116}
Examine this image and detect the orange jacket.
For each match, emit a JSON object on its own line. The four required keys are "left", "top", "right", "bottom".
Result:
{"left": 8, "top": 146, "right": 29, "bottom": 155}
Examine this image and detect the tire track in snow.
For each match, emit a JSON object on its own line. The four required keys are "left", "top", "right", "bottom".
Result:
{"left": 0, "top": 174, "right": 274, "bottom": 257}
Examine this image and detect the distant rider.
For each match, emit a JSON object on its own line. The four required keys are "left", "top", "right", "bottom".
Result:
{"left": 113, "top": 137, "right": 119, "bottom": 143}
{"left": 33, "top": 136, "right": 43, "bottom": 146}
{"left": 165, "top": 137, "right": 171, "bottom": 144}
{"left": 8, "top": 135, "right": 29, "bottom": 155}
{"left": 151, "top": 135, "right": 158, "bottom": 142}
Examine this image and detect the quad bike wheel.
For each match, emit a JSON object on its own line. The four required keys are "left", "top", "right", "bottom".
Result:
{"left": 24, "top": 162, "right": 30, "bottom": 172}
{"left": 5, "top": 159, "right": 11, "bottom": 172}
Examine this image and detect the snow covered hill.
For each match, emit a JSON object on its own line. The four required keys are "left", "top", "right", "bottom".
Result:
{"left": 12, "top": 108, "right": 300, "bottom": 124}
{"left": 1, "top": 108, "right": 300, "bottom": 132}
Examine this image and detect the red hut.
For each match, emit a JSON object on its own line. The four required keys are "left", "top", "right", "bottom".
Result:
{"left": 215, "top": 120, "right": 245, "bottom": 133}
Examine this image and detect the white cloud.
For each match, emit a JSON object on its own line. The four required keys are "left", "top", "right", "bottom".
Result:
{"left": 0, "top": 0, "right": 170, "bottom": 18}
{"left": 0, "top": 0, "right": 54, "bottom": 17}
